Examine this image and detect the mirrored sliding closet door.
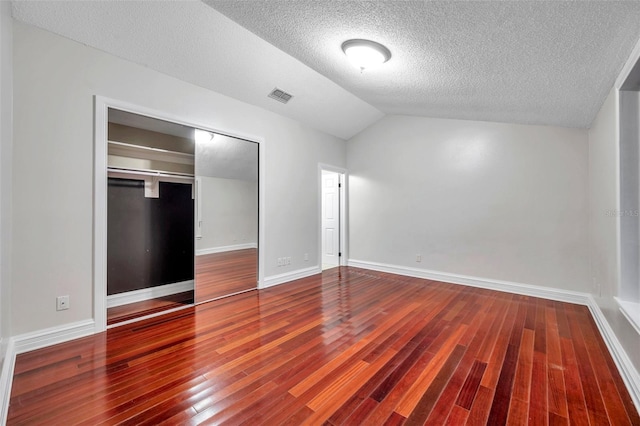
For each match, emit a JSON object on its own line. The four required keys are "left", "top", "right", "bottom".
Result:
{"left": 194, "top": 131, "right": 259, "bottom": 303}
{"left": 105, "top": 107, "right": 259, "bottom": 325}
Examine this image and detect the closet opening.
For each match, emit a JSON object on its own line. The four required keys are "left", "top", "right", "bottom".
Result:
{"left": 94, "top": 98, "right": 263, "bottom": 330}
{"left": 106, "top": 108, "right": 196, "bottom": 325}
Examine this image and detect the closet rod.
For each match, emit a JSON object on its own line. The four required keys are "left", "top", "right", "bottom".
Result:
{"left": 107, "top": 167, "right": 194, "bottom": 181}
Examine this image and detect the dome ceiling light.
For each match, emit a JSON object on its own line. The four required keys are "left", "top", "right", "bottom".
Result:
{"left": 341, "top": 39, "right": 392, "bottom": 71}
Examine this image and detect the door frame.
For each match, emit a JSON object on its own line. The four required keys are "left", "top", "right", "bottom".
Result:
{"left": 318, "top": 164, "right": 347, "bottom": 268}
{"left": 94, "top": 96, "right": 265, "bottom": 333}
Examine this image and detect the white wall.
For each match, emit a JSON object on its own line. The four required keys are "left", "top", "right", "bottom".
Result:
{"left": 196, "top": 177, "right": 258, "bottom": 253}
{"left": 347, "top": 115, "right": 589, "bottom": 291}
{"left": 0, "top": 1, "right": 12, "bottom": 361}
{"left": 589, "top": 89, "right": 640, "bottom": 371}
{"left": 12, "top": 22, "right": 346, "bottom": 335}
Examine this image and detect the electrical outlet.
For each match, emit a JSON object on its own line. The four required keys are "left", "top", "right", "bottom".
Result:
{"left": 304, "top": 253, "right": 309, "bottom": 261}
{"left": 277, "top": 257, "right": 291, "bottom": 266}
{"left": 416, "top": 254, "right": 422, "bottom": 263}
{"left": 56, "top": 295, "right": 70, "bottom": 311}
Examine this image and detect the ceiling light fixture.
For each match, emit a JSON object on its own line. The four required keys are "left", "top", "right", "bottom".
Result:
{"left": 342, "top": 39, "right": 391, "bottom": 71}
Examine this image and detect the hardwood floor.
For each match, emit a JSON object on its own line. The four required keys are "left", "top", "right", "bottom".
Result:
{"left": 107, "top": 291, "right": 194, "bottom": 326}
{"left": 195, "top": 248, "right": 257, "bottom": 303}
{"left": 8, "top": 267, "right": 639, "bottom": 425}
{"left": 107, "top": 246, "right": 257, "bottom": 325}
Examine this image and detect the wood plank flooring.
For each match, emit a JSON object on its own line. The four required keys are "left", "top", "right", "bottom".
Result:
{"left": 8, "top": 267, "right": 639, "bottom": 425}
{"left": 106, "top": 291, "right": 194, "bottom": 326}
{"left": 107, "top": 246, "right": 257, "bottom": 325}
{"left": 195, "top": 248, "right": 257, "bottom": 303}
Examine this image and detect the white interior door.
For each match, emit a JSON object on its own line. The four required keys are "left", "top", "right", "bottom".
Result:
{"left": 322, "top": 170, "right": 340, "bottom": 269}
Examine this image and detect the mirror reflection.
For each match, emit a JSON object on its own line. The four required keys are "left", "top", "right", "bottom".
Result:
{"left": 195, "top": 131, "right": 258, "bottom": 303}
{"left": 105, "top": 108, "right": 259, "bottom": 325}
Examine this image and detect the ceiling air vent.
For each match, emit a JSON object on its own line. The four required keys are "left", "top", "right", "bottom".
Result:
{"left": 268, "top": 87, "right": 293, "bottom": 104}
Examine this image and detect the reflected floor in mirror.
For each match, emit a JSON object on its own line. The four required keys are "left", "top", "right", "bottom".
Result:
{"left": 8, "top": 267, "right": 639, "bottom": 425}
{"left": 195, "top": 248, "right": 257, "bottom": 303}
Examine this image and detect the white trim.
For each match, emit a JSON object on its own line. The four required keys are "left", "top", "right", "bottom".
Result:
{"left": 94, "top": 96, "right": 108, "bottom": 333}
{"left": 194, "top": 287, "right": 256, "bottom": 306}
{"left": 0, "top": 338, "right": 15, "bottom": 426}
{"left": 196, "top": 243, "right": 258, "bottom": 256}
{"left": 107, "top": 303, "right": 194, "bottom": 329}
{"left": 1, "top": 263, "right": 638, "bottom": 417}
{"left": 614, "top": 88, "right": 623, "bottom": 301}
{"left": 615, "top": 62, "right": 640, "bottom": 306}
{"left": 256, "top": 130, "right": 266, "bottom": 290}
{"left": 347, "top": 259, "right": 640, "bottom": 412}
{"left": 12, "top": 319, "right": 96, "bottom": 355}
{"left": 94, "top": 95, "right": 266, "bottom": 332}
{"left": 0, "top": 321, "right": 97, "bottom": 420}
{"left": 106, "top": 280, "right": 194, "bottom": 308}
{"left": 261, "top": 266, "right": 321, "bottom": 289}
{"left": 615, "top": 36, "right": 640, "bottom": 90}
{"left": 587, "top": 296, "right": 640, "bottom": 413}
{"left": 347, "top": 259, "right": 589, "bottom": 304}
{"left": 614, "top": 297, "right": 640, "bottom": 335}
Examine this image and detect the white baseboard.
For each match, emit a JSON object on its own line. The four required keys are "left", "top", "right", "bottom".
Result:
{"left": 107, "top": 304, "right": 194, "bottom": 329}
{"left": 107, "top": 280, "right": 194, "bottom": 308}
{"left": 1, "top": 262, "right": 637, "bottom": 420}
{"left": 614, "top": 297, "right": 640, "bottom": 336}
{"left": 196, "top": 243, "right": 257, "bottom": 256}
{"left": 0, "top": 338, "right": 15, "bottom": 426}
{"left": 0, "top": 320, "right": 96, "bottom": 422}
{"left": 261, "top": 266, "right": 321, "bottom": 289}
{"left": 587, "top": 295, "right": 640, "bottom": 413}
{"left": 348, "top": 258, "right": 640, "bottom": 413}
{"left": 347, "top": 259, "right": 590, "bottom": 305}
{"left": 12, "top": 319, "right": 96, "bottom": 355}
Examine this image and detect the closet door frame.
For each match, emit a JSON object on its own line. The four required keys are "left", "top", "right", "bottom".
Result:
{"left": 93, "top": 95, "right": 265, "bottom": 333}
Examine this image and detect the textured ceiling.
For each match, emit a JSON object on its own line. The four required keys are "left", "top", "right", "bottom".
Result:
{"left": 207, "top": 1, "right": 640, "bottom": 129}
{"left": 11, "top": 1, "right": 382, "bottom": 140}
{"left": 196, "top": 134, "right": 258, "bottom": 182}
{"left": 12, "top": 1, "right": 640, "bottom": 136}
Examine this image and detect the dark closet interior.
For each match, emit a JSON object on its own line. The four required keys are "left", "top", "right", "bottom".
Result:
{"left": 107, "top": 179, "right": 194, "bottom": 295}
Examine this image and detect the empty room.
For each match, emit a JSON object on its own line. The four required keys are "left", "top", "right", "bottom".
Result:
{"left": 1, "top": 1, "right": 640, "bottom": 425}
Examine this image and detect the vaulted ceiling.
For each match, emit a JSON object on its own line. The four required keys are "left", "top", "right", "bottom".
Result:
{"left": 12, "top": 1, "right": 640, "bottom": 139}
{"left": 207, "top": 1, "right": 640, "bottom": 129}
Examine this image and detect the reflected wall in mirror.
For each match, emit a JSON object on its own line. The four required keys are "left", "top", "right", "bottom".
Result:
{"left": 195, "top": 131, "right": 259, "bottom": 303}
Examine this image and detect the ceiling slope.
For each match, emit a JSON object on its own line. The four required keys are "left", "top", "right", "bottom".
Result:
{"left": 207, "top": 1, "right": 640, "bottom": 129}
{"left": 11, "top": 1, "right": 383, "bottom": 140}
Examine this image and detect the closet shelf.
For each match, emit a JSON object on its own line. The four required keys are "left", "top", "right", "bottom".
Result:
{"left": 108, "top": 140, "right": 194, "bottom": 165}
{"left": 107, "top": 167, "right": 194, "bottom": 179}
